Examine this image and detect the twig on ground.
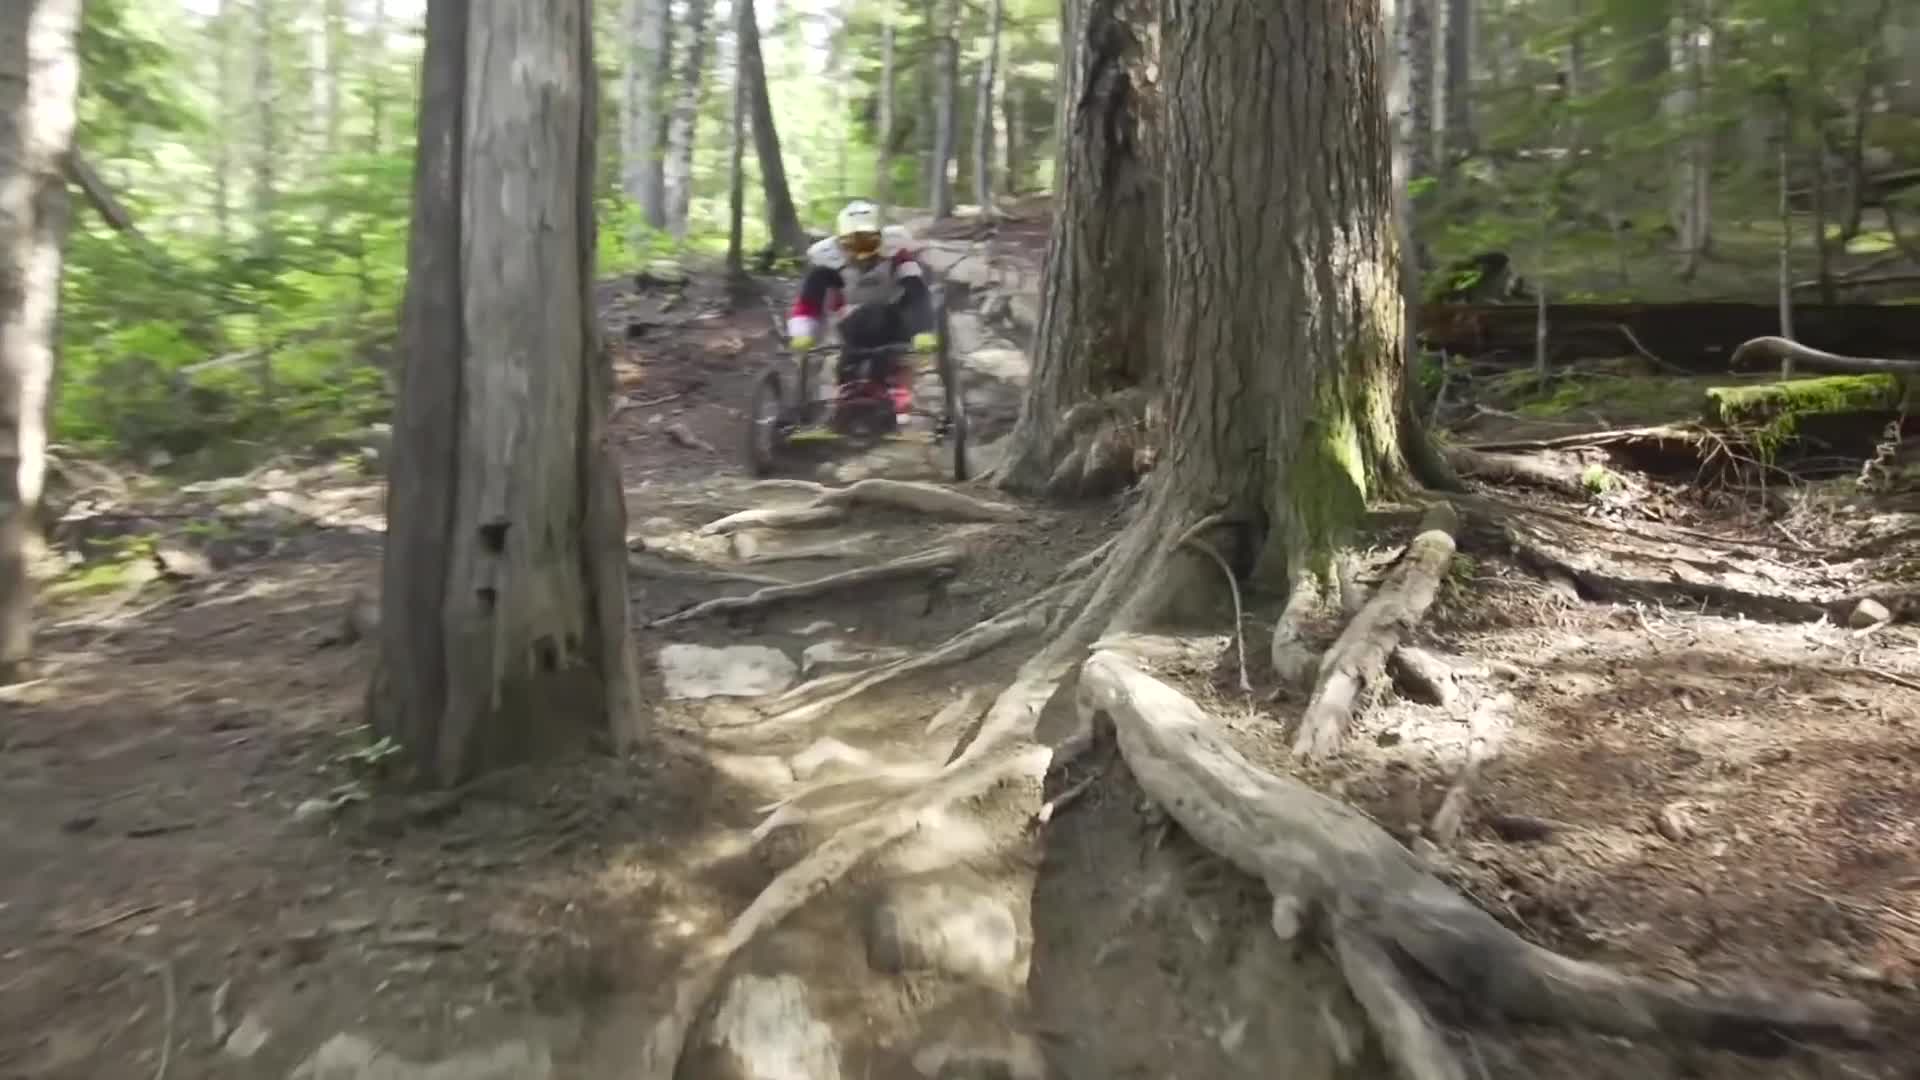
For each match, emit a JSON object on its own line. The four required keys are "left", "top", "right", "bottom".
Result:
{"left": 1180, "top": 535, "right": 1251, "bottom": 693}
{"left": 71, "top": 903, "right": 163, "bottom": 936}
{"left": 1031, "top": 770, "right": 1101, "bottom": 830}
{"left": 151, "top": 956, "right": 176, "bottom": 1080}
{"left": 1616, "top": 323, "right": 1691, "bottom": 374}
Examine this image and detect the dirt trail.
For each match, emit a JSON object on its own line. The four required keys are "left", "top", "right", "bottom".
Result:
{"left": 4, "top": 213, "right": 1919, "bottom": 1079}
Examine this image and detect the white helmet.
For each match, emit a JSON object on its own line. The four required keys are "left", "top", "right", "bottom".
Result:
{"left": 835, "top": 199, "right": 884, "bottom": 260}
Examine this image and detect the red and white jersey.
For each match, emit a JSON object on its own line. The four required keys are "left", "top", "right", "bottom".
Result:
{"left": 787, "top": 224, "right": 926, "bottom": 342}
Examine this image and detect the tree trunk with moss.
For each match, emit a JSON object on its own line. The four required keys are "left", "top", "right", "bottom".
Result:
{"left": 0, "top": 0, "right": 80, "bottom": 684}
{"left": 370, "top": 0, "right": 641, "bottom": 787}
{"left": 993, "top": 0, "right": 1162, "bottom": 497}
{"left": 1133, "top": 0, "right": 1407, "bottom": 588}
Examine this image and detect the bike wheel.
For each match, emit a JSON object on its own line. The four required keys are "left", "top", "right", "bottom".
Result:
{"left": 934, "top": 296, "right": 969, "bottom": 481}
{"left": 745, "top": 365, "right": 789, "bottom": 477}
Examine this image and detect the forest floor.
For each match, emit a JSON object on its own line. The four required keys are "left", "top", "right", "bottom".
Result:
{"left": 3, "top": 207, "right": 1920, "bottom": 1079}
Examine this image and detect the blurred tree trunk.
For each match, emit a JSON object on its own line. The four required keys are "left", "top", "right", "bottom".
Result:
{"left": 212, "top": 0, "right": 233, "bottom": 245}
{"left": 0, "top": 0, "right": 82, "bottom": 683}
{"left": 875, "top": 10, "right": 894, "bottom": 207}
{"left": 1435, "top": 0, "right": 1474, "bottom": 164}
{"left": 928, "top": 0, "right": 958, "bottom": 216}
{"left": 727, "top": 0, "right": 748, "bottom": 273}
{"left": 971, "top": 0, "right": 1003, "bottom": 210}
{"left": 1404, "top": 0, "right": 1434, "bottom": 184}
{"left": 621, "top": 0, "right": 671, "bottom": 231}
{"left": 664, "top": 0, "right": 713, "bottom": 240}
{"left": 1666, "top": 0, "right": 1712, "bottom": 277}
{"left": 252, "top": 0, "right": 278, "bottom": 259}
{"left": 371, "top": 0, "right": 640, "bottom": 786}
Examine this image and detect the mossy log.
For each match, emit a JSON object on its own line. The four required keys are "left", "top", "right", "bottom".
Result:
{"left": 1704, "top": 375, "right": 1904, "bottom": 446}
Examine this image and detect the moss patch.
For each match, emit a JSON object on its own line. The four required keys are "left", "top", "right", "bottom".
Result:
{"left": 1486, "top": 366, "right": 1712, "bottom": 427}
{"left": 1705, "top": 374, "right": 1903, "bottom": 458}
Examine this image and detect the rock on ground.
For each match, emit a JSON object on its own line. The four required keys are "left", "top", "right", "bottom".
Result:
{"left": 658, "top": 644, "right": 798, "bottom": 700}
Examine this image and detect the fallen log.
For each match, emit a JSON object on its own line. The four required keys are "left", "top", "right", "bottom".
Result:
{"left": 1083, "top": 649, "right": 1873, "bottom": 1079}
{"left": 1703, "top": 374, "right": 1904, "bottom": 441}
{"left": 1443, "top": 445, "right": 1597, "bottom": 498}
{"left": 1419, "top": 302, "right": 1920, "bottom": 370}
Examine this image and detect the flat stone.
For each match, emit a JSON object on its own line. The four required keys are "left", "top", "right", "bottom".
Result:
{"left": 866, "top": 882, "right": 1020, "bottom": 985}
{"left": 658, "top": 644, "right": 797, "bottom": 700}
{"left": 1850, "top": 597, "right": 1892, "bottom": 629}
{"left": 222, "top": 1012, "right": 273, "bottom": 1060}
{"left": 287, "top": 1033, "right": 550, "bottom": 1080}
{"left": 705, "top": 973, "right": 842, "bottom": 1080}
{"left": 910, "top": 1032, "right": 1045, "bottom": 1080}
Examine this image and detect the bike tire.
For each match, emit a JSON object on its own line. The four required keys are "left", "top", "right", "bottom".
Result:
{"left": 745, "top": 365, "right": 788, "bottom": 477}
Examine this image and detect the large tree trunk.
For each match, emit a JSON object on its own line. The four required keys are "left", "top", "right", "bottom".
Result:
{"left": 737, "top": 0, "right": 808, "bottom": 255}
{"left": 620, "top": 0, "right": 671, "bottom": 231}
{"left": 993, "top": 0, "right": 1162, "bottom": 496}
{"left": 371, "top": 0, "right": 640, "bottom": 787}
{"left": 664, "top": 0, "right": 713, "bottom": 240}
{"left": 1434, "top": 0, "right": 1474, "bottom": 165}
{"left": 971, "top": 0, "right": 1003, "bottom": 210}
{"left": 1149, "top": 0, "right": 1407, "bottom": 586}
{"left": 927, "top": 0, "right": 958, "bottom": 217}
{"left": 0, "top": 0, "right": 80, "bottom": 685}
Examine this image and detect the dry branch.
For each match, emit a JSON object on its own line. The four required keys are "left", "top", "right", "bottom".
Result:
{"left": 1294, "top": 505, "right": 1459, "bottom": 759}
{"left": 648, "top": 546, "right": 963, "bottom": 627}
{"left": 1443, "top": 446, "right": 1594, "bottom": 498}
{"left": 1083, "top": 650, "right": 1874, "bottom": 1069}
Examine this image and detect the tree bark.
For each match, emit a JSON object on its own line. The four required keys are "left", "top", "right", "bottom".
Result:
{"left": 928, "top": 0, "right": 958, "bottom": 217}
{"left": 737, "top": 0, "right": 807, "bottom": 255}
{"left": 1403, "top": 0, "right": 1435, "bottom": 185}
{"left": 1002, "top": 75, "right": 1020, "bottom": 194}
{"left": 993, "top": 0, "right": 1162, "bottom": 495}
{"left": 1434, "top": 0, "right": 1474, "bottom": 165}
{"left": 664, "top": 0, "right": 713, "bottom": 240}
{"left": 971, "top": 0, "right": 1003, "bottom": 210}
{"left": 367, "top": 0, "right": 388, "bottom": 155}
{"left": 1149, "top": 0, "right": 1408, "bottom": 586}
{"left": 620, "top": 0, "right": 671, "bottom": 230}
{"left": 0, "top": 0, "right": 81, "bottom": 684}
{"left": 371, "top": 0, "right": 640, "bottom": 787}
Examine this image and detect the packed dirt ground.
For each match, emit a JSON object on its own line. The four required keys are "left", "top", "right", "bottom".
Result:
{"left": 3, "top": 210, "right": 1918, "bottom": 1079}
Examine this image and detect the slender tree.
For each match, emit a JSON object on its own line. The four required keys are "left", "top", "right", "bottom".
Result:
{"left": 727, "top": 0, "right": 749, "bottom": 273}
{"left": 928, "top": 0, "right": 958, "bottom": 216}
{"left": 371, "top": 0, "right": 640, "bottom": 785}
{"left": 971, "top": 0, "right": 1004, "bottom": 210}
{"left": 737, "top": 0, "right": 808, "bottom": 254}
{"left": 664, "top": 0, "right": 713, "bottom": 239}
{"left": 252, "top": 0, "right": 278, "bottom": 258}
{"left": 621, "top": 0, "right": 671, "bottom": 231}
{"left": 875, "top": 9, "right": 895, "bottom": 210}
{"left": 0, "top": 0, "right": 81, "bottom": 685}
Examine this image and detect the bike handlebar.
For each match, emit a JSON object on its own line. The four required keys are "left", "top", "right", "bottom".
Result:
{"left": 794, "top": 342, "right": 919, "bottom": 357}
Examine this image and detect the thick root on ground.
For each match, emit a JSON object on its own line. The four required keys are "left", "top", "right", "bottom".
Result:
{"left": 1294, "top": 505, "right": 1459, "bottom": 760}
{"left": 699, "top": 478, "right": 1024, "bottom": 537}
{"left": 1730, "top": 335, "right": 1920, "bottom": 378}
{"left": 648, "top": 545, "right": 964, "bottom": 627}
{"left": 1443, "top": 446, "right": 1599, "bottom": 499}
{"left": 1082, "top": 648, "right": 1873, "bottom": 1076}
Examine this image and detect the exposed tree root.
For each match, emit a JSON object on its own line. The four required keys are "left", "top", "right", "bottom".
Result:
{"left": 626, "top": 551, "right": 791, "bottom": 587}
{"left": 647, "top": 546, "right": 964, "bottom": 627}
{"left": 1730, "top": 335, "right": 1920, "bottom": 378}
{"left": 1386, "top": 646, "right": 1458, "bottom": 711}
{"left": 1082, "top": 649, "right": 1874, "bottom": 1075}
{"left": 1269, "top": 570, "right": 1329, "bottom": 689}
{"left": 699, "top": 478, "right": 1025, "bottom": 537}
{"left": 1294, "top": 505, "right": 1459, "bottom": 760}
{"left": 1041, "top": 389, "right": 1161, "bottom": 498}
{"left": 634, "top": 743, "right": 1051, "bottom": 1080}
{"left": 699, "top": 503, "right": 848, "bottom": 536}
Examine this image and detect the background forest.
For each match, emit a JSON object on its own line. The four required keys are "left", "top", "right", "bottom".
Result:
{"left": 65, "top": 0, "right": 1920, "bottom": 476}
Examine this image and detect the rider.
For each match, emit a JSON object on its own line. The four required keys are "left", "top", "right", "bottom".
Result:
{"left": 786, "top": 199, "right": 937, "bottom": 425}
